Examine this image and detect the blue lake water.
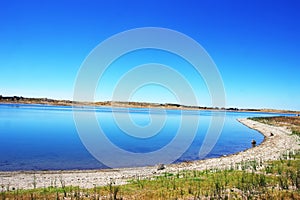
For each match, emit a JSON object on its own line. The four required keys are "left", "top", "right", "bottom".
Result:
{"left": 0, "top": 104, "right": 288, "bottom": 171}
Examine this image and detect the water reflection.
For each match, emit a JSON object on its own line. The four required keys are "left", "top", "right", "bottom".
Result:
{"left": 0, "top": 104, "right": 286, "bottom": 171}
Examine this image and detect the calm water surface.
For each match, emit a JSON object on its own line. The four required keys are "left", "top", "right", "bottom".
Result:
{"left": 0, "top": 104, "right": 287, "bottom": 171}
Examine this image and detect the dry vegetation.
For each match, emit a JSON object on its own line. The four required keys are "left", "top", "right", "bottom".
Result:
{"left": 250, "top": 116, "right": 300, "bottom": 137}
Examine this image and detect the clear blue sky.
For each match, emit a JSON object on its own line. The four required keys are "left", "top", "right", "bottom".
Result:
{"left": 0, "top": 0, "right": 299, "bottom": 110}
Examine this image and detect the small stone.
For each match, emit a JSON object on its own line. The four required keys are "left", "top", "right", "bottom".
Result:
{"left": 251, "top": 139, "right": 256, "bottom": 147}
{"left": 157, "top": 164, "right": 165, "bottom": 170}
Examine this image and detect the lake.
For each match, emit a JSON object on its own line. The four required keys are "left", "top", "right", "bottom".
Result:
{"left": 0, "top": 104, "right": 286, "bottom": 171}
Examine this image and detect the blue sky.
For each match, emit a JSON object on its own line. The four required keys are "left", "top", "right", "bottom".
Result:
{"left": 0, "top": 0, "right": 299, "bottom": 110}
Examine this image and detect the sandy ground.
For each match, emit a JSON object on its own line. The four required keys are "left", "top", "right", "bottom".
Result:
{"left": 0, "top": 118, "right": 299, "bottom": 191}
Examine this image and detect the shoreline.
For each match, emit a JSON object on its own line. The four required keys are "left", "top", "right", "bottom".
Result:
{"left": 0, "top": 118, "right": 299, "bottom": 190}
{"left": 1, "top": 99, "right": 299, "bottom": 115}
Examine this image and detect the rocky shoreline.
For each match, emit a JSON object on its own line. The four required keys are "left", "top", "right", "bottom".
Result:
{"left": 0, "top": 118, "right": 299, "bottom": 190}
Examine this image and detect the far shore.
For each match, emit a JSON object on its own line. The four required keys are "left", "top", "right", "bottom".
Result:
{"left": 1, "top": 95, "right": 299, "bottom": 114}
{"left": 0, "top": 118, "right": 299, "bottom": 190}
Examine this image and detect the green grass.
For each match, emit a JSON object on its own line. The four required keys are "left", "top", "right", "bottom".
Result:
{"left": 2, "top": 151, "right": 300, "bottom": 199}
{"left": 292, "top": 129, "right": 300, "bottom": 137}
